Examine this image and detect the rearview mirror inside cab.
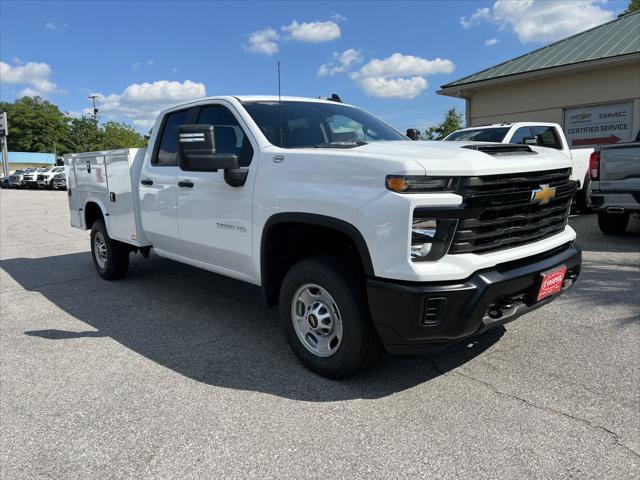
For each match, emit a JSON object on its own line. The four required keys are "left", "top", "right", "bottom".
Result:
{"left": 177, "top": 124, "right": 239, "bottom": 172}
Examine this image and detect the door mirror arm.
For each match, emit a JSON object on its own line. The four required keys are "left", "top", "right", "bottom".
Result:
{"left": 224, "top": 168, "right": 248, "bottom": 187}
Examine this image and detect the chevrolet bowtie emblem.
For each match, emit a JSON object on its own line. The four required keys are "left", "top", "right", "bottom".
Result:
{"left": 531, "top": 184, "right": 556, "bottom": 205}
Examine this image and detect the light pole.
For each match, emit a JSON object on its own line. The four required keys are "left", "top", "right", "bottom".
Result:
{"left": 88, "top": 95, "right": 99, "bottom": 123}
{"left": 0, "top": 112, "right": 9, "bottom": 177}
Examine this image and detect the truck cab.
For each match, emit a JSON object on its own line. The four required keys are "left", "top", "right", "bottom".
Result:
{"left": 64, "top": 96, "right": 581, "bottom": 378}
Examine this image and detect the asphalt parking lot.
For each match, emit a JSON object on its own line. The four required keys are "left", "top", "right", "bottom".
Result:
{"left": 1, "top": 188, "right": 638, "bottom": 479}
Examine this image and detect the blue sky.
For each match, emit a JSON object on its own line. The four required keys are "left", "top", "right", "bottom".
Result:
{"left": 0, "top": 0, "right": 628, "bottom": 132}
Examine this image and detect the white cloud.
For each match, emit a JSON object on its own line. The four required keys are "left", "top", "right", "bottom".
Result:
{"left": 330, "top": 12, "right": 347, "bottom": 22}
{"left": 132, "top": 61, "right": 140, "bottom": 70}
{"left": 90, "top": 80, "right": 206, "bottom": 129}
{"left": 12, "top": 57, "right": 23, "bottom": 65}
{"left": 0, "top": 60, "right": 58, "bottom": 97}
{"left": 318, "top": 48, "right": 363, "bottom": 77}
{"left": 244, "top": 28, "right": 279, "bottom": 55}
{"left": 146, "top": 59, "right": 154, "bottom": 66}
{"left": 460, "top": 7, "right": 491, "bottom": 29}
{"left": 281, "top": 20, "right": 341, "bottom": 43}
{"left": 349, "top": 53, "right": 455, "bottom": 99}
{"left": 484, "top": 38, "right": 499, "bottom": 46}
{"left": 356, "top": 53, "right": 455, "bottom": 79}
{"left": 356, "top": 77, "right": 428, "bottom": 99}
{"left": 45, "top": 21, "right": 67, "bottom": 30}
{"left": 461, "top": 1, "right": 615, "bottom": 43}
{"left": 171, "top": 67, "right": 179, "bottom": 73}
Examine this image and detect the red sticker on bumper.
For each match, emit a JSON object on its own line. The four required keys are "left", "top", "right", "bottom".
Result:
{"left": 537, "top": 266, "right": 567, "bottom": 301}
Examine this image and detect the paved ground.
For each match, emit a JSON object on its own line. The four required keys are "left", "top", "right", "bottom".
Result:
{"left": 1, "top": 189, "right": 638, "bottom": 479}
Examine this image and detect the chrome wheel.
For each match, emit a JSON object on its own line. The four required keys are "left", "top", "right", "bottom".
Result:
{"left": 291, "top": 283, "right": 343, "bottom": 357}
{"left": 93, "top": 231, "right": 107, "bottom": 270}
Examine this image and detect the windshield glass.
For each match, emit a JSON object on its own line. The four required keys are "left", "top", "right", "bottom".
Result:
{"left": 242, "top": 101, "right": 406, "bottom": 148}
{"left": 445, "top": 127, "right": 510, "bottom": 142}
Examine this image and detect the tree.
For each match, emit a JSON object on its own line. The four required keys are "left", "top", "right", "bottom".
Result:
{"left": 100, "top": 121, "right": 147, "bottom": 150}
{"left": 0, "top": 96, "right": 71, "bottom": 154}
{"left": 0, "top": 97, "right": 147, "bottom": 155}
{"left": 67, "top": 117, "right": 103, "bottom": 152}
{"left": 424, "top": 108, "right": 465, "bottom": 140}
{"left": 619, "top": 0, "right": 640, "bottom": 16}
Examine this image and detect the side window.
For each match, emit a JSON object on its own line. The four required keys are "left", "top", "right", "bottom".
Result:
{"left": 154, "top": 110, "right": 189, "bottom": 166}
{"left": 532, "top": 126, "right": 562, "bottom": 150}
{"left": 510, "top": 127, "right": 533, "bottom": 144}
{"left": 198, "top": 105, "right": 254, "bottom": 167}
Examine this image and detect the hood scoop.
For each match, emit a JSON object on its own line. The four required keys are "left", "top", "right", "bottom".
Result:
{"left": 462, "top": 144, "right": 537, "bottom": 156}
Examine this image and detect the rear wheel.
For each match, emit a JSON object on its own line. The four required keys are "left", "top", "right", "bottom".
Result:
{"left": 279, "top": 255, "right": 382, "bottom": 378}
{"left": 597, "top": 212, "right": 629, "bottom": 235}
{"left": 90, "top": 220, "right": 130, "bottom": 279}
{"left": 576, "top": 175, "right": 592, "bottom": 213}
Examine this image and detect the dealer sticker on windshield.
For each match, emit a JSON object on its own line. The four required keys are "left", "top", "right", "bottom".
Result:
{"left": 537, "top": 266, "right": 567, "bottom": 302}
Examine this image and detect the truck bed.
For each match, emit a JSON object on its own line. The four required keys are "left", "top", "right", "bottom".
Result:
{"left": 64, "top": 148, "right": 148, "bottom": 246}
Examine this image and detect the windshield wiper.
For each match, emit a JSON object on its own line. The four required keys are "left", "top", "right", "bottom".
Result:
{"left": 313, "top": 141, "right": 368, "bottom": 149}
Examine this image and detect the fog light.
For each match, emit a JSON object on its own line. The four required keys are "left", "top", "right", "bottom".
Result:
{"left": 410, "top": 217, "right": 458, "bottom": 262}
{"left": 411, "top": 219, "right": 436, "bottom": 259}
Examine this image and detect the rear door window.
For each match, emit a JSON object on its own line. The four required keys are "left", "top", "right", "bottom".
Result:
{"left": 155, "top": 109, "right": 189, "bottom": 166}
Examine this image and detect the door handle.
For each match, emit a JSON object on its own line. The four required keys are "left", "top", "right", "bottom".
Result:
{"left": 140, "top": 179, "right": 153, "bottom": 186}
{"left": 178, "top": 180, "right": 194, "bottom": 188}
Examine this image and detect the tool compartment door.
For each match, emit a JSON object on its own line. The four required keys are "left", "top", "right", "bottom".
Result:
{"left": 105, "top": 149, "right": 138, "bottom": 244}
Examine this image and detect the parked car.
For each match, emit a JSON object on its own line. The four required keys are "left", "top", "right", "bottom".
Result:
{"left": 0, "top": 176, "right": 10, "bottom": 188}
{"left": 589, "top": 129, "right": 640, "bottom": 234}
{"left": 21, "top": 168, "right": 41, "bottom": 189}
{"left": 37, "top": 166, "right": 65, "bottom": 189}
{"left": 64, "top": 95, "right": 581, "bottom": 378}
{"left": 444, "top": 122, "right": 592, "bottom": 211}
{"left": 8, "top": 169, "right": 32, "bottom": 188}
{"left": 52, "top": 172, "right": 67, "bottom": 190}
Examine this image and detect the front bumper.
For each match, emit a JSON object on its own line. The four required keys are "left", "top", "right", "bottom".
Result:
{"left": 368, "top": 242, "right": 581, "bottom": 355}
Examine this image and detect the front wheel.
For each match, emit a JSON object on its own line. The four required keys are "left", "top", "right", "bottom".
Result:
{"left": 279, "top": 255, "right": 382, "bottom": 378}
{"left": 90, "top": 220, "right": 130, "bottom": 280}
{"left": 597, "top": 212, "right": 629, "bottom": 235}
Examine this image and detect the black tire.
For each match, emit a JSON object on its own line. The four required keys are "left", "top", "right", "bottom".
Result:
{"left": 597, "top": 212, "right": 629, "bottom": 235}
{"left": 576, "top": 175, "right": 593, "bottom": 213}
{"left": 279, "top": 255, "right": 382, "bottom": 378}
{"left": 90, "top": 220, "right": 129, "bottom": 280}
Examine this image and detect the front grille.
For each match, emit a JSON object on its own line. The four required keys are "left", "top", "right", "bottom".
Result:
{"left": 449, "top": 168, "right": 575, "bottom": 255}
{"left": 37, "top": 174, "right": 45, "bottom": 180}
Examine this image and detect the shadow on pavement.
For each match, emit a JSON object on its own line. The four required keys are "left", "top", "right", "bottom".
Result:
{"left": 3, "top": 252, "right": 504, "bottom": 402}
{"left": 567, "top": 214, "right": 640, "bottom": 326}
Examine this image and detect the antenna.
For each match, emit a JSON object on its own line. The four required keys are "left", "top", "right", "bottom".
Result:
{"left": 278, "top": 60, "right": 283, "bottom": 148}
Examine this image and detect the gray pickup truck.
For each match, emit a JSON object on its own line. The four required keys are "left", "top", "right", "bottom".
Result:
{"left": 589, "top": 130, "right": 640, "bottom": 234}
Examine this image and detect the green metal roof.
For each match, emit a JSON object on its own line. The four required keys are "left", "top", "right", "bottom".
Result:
{"left": 441, "top": 11, "right": 640, "bottom": 89}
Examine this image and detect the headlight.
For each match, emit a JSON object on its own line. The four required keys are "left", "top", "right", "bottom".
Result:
{"left": 386, "top": 175, "right": 459, "bottom": 193}
{"left": 411, "top": 216, "right": 458, "bottom": 261}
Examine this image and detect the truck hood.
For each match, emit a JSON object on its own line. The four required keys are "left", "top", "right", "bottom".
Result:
{"left": 351, "top": 141, "right": 572, "bottom": 176}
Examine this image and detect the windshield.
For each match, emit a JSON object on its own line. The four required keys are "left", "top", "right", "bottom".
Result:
{"left": 242, "top": 101, "right": 406, "bottom": 148}
{"left": 445, "top": 127, "right": 510, "bottom": 143}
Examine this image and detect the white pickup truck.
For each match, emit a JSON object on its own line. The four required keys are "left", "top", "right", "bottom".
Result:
{"left": 444, "top": 122, "right": 592, "bottom": 211}
{"left": 64, "top": 96, "right": 581, "bottom": 378}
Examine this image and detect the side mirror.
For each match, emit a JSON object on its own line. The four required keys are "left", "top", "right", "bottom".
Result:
{"left": 523, "top": 137, "right": 538, "bottom": 145}
{"left": 177, "top": 124, "right": 239, "bottom": 172}
{"left": 406, "top": 128, "right": 422, "bottom": 141}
